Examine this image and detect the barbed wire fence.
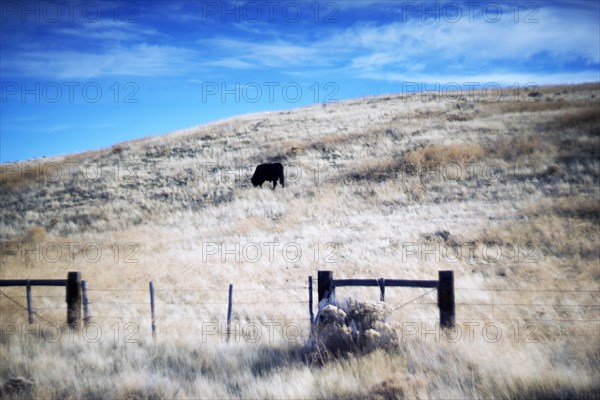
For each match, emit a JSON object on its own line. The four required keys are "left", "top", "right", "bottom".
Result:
{"left": 1, "top": 277, "right": 598, "bottom": 343}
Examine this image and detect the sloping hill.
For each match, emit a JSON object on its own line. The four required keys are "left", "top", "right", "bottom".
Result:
{"left": 0, "top": 83, "right": 598, "bottom": 399}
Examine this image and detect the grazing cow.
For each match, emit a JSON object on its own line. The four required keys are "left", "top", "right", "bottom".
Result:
{"left": 251, "top": 163, "right": 285, "bottom": 189}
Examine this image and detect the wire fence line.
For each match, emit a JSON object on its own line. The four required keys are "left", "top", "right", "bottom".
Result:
{"left": 1, "top": 282, "right": 597, "bottom": 353}
{"left": 86, "top": 286, "right": 309, "bottom": 292}
{"left": 393, "top": 288, "right": 437, "bottom": 310}
{"left": 1, "top": 281, "right": 598, "bottom": 330}
{"left": 1, "top": 293, "right": 596, "bottom": 316}
{"left": 456, "top": 287, "right": 599, "bottom": 293}
{"left": 80, "top": 284, "right": 313, "bottom": 329}
{"left": 0, "top": 290, "right": 55, "bottom": 324}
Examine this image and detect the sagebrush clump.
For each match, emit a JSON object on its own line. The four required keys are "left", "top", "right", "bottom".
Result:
{"left": 308, "top": 298, "right": 400, "bottom": 357}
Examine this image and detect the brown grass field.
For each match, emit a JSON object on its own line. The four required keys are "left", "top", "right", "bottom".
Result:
{"left": 0, "top": 83, "right": 599, "bottom": 399}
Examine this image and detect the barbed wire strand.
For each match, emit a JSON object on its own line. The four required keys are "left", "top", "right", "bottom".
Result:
{"left": 413, "top": 317, "right": 600, "bottom": 322}
{"left": 3, "top": 284, "right": 599, "bottom": 326}
{"left": 87, "top": 289, "right": 151, "bottom": 292}
{"left": 0, "top": 290, "right": 54, "bottom": 324}
{"left": 89, "top": 286, "right": 309, "bottom": 293}
{"left": 455, "top": 303, "right": 599, "bottom": 307}
{"left": 393, "top": 289, "right": 437, "bottom": 311}
{"left": 456, "top": 288, "right": 599, "bottom": 293}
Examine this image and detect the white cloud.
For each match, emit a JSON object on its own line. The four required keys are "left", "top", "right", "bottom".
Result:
{"left": 357, "top": 70, "right": 600, "bottom": 86}
{"left": 2, "top": 2, "right": 597, "bottom": 82}
{"left": 205, "top": 58, "right": 256, "bottom": 69}
{"left": 1, "top": 44, "right": 197, "bottom": 79}
{"left": 55, "top": 20, "right": 159, "bottom": 42}
{"left": 202, "top": 37, "right": 328, "bottom": 68}
{"left": 192, "top": 2, "right": 599, "bottom": 83}
{"left": 319, "top": 6, "right": 600, "bottom": 81}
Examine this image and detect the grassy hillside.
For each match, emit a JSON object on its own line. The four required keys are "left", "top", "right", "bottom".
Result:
{"left": 1, "top": 83, "right": 599, "bottom": 399}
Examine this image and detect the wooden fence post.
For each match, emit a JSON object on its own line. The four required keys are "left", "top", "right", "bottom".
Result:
{"left": 308, "top": 276, "right": 314, "bottom": 325}
{"left": 378, "top": 278, "right": 385, "bottom": 302}
{"left": 227, "top": 284, "right": 233, "bottom": 343}
{"left": 26, "top": 279, "right": 33, "bottom": 324}
{"left": 149, "top": 282, "right": 156, "bottom": 340}
{"left": 81, "top": 280, "right": 90, "bottom": 327}
{"left": 438, "top": 270, "right": 455, "bottom": 328}
{"left": 66, "top": 271, "right": 81, "bottom": 329}
{"left": 318, "top": 271, "right": 334, "bottom": 302}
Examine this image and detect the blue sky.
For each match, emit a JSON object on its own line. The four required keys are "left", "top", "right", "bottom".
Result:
{"left": 1, "top": 0, "right": 599, "bottom": 162}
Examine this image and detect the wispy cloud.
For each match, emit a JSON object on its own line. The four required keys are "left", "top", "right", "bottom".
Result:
{"left": 54, "top": 20, "right": 160, "bottom": 42}
{"left": 333, "top": 8, "right": 599, "bottom": 74}
{"left": 1, "top": 2, "right": 598, "bottom": 82}
{"left": 357, "top": 71, "right": 600, "bottom": 86}
{"left": 326, "top": 5, "right": 599, "bottom": 83}
{"left": 183, "top": 2, "right": 599, "bottom": 84}
{"left": 3, "top": 1, "right": 598, "bottom": 83}
{"left": 201, "top": 37, "right": 330, "bottom": 69}
{"left": 1, "top": 44, "right": 198, "bottom": 79}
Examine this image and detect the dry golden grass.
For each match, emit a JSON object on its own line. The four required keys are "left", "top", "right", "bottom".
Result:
{"left": 0, "top": 164, "right": 36, "bottom": 189}
{"left": 23, "top": 226, "right": 47, "bottom": 244}
{"left": 487, "top": 134, "right": 554, "bottom": 161}
{"left": 550, "top": 195, "right": 600, "bottom": 222}
{"left": 491, "top": 99, "right": 571, "bottom": 114}
{"left": 0, "top": 83, "right": 598, "bottom": 399}
{"left": 1, "top": 333, "right": 597, "bottom": 399}
{"left": 403, "top": 143, "right": 486, "bottom": 169}
{"left": 554, "top": 106, "right": 600, "bottom": 129}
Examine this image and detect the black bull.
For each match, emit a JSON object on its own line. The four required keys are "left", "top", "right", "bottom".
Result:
{"left": 251, "top": 163, "right": 285, "bottom": 189}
